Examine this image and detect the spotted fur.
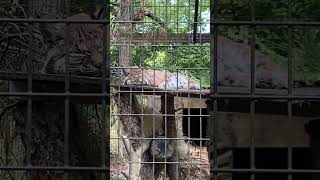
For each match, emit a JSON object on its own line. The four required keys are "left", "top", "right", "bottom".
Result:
{"left": 40, "top": 9, "right": 105, "bottom": 76}
{"left": 122, "top": 66, "right": 201, "bottom": 90}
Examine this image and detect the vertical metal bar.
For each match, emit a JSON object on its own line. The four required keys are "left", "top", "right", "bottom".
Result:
{"left": 129, "top": 83, "right": 133, "bottom": 179}
{"left": 139, "top": 9, "right": 146, "bottom": 177}
{"left": 250, "top": 0, "right": 256, "bottom": 180}
{"left": 213, "top": 99, "right": 218, "bottom": 178}
{"left": 63, "top": 30, "right": 70, "bottom": 180}
{"left": 186, "top": 3, "right": 192, "bottom": 175}
{"left": 152, "top": 93, "right": 156, "bottom": 180}
{"left": 26, "top": 3, "right": 34, "bottom": 178}
{"left": 210, "top": 0, "right": 219, "bottom": 178}
{"left": 63, "top": 1, "right": 71, "bottom": 179}
{"left": 250, "top": 0, "right": 256, "bottom": 94}
{"left": 211, "top": 0, "right": 218, "bottom": 95}
{"left": 199, "top": 94, "right": 203, "bottom": 170}
{"left": 63, "top": 87, "right": 70, "bottom": 180}
{"left": 287, "top": 100, "right": 292, "bottom": 180}
{"left": 152, "top": 35, "right": 156, "bottom": 180}
{"left": 140, "top": 6, "right": 146, "bottom": 170}
{"left": 287, "top": 1, "right": 293, "bottom": 180}
{"left": 287, "top": 0, "right": 292, "bottom": 96}
{"left": 193, "top": 0, "right": 199, "bottom": 43}
{"left": 187, "top": 93, "right": 191, "bottom": 178}
{"left": 100, "top": 1, "right": 110, "bottom": 179}
{"left": 164, "top": 92, "right": 167, "bottom": 178}
{"left": 176, "top": 0, "right": 179, "bottom": 34}
{"left": 250, "top": 100, "right": 255, "bottom": 180}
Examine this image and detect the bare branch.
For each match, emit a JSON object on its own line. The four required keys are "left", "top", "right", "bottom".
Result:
{"left": 121, "top": 135, "right": 151, "bottom": 179}
{"left": 0, "top": 101, "right": 18, "bottom": 123}
{"left": 121, "top": 135, "right": 134, "bottom": 156}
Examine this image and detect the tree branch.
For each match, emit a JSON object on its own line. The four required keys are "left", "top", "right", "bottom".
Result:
{"left": 121, "top": 135, "right": 151, "bottom": 179}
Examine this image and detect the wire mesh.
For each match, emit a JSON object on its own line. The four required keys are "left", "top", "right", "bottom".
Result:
{"left": 0, "top": 0, "right": 320, "bottom": 180}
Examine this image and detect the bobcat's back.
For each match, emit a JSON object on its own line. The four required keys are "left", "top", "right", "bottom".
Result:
{"left": 40, "top": 10, "right": 105, "bottom": 76}
{"left": 123, "top": 67, "right": 201, "bottom": 90}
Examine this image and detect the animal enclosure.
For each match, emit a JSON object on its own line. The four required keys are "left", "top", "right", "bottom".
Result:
{"left": 1, "top": 0, "right": 320, "bottom": 180}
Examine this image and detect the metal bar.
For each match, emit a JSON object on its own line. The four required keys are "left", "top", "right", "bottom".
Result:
{"left": 161, "top": 3, "right": 169, "bottom": 171}
{"left": 100, "top": 0, "right": 110, "bottom": 179}
{"left": 111, "top": 114, "right": 210, "bottom": 117}
{"left": 0, "top": 166, "right": 110, "bottom": 171}
{"left": 63, "top": 2, "right": 71, "bottom": 179}
{"left": 4, "top": 166, "right": 320, "bottom": 173}
{"left": 26, "top": 9, "right": 34, "bottom": 179}
{"left": 111, "top": 67, "right": 211, "bottom": 70}
{"left": 210, "top": 0, "right": 218, "bottom": 95}
{"left": 209, "top": 0, "right": 219, "bottom": 177}
{"left": 112, "top": 44, "right": 210, "bottom": 47}
{"left": 210, "top": 168, "right": 320, "bottom": 174}
{"left": 193, "top": 0, "right": 199, "bottom": 43}
{"left": 250, "top": 0, "right": 256, "bottom": 179}
{"left": 110, "top": 137, "right": 211, "bottom": 140}
{"left": 64, "top": 94, "right": 70, "bottom": 180}
{"left": 250, "top": 100, "right": 256, "bottom": 180}
{"left": 287, "top": 1, "right": 293, "bottom": 179}
{"left": 4, "top": 92, "right": 320, "bottom": 100}
{"left": 2, "top": 18, "right": 320, "bottom": 26}
{"left": 0, "top": 93, "right": 111, "bottom": 96}
{"left": 187, "top": 82, "right": 191, "bottom": 178}
{"left": 151, "top": 25, "right": 157, "bottom": 180}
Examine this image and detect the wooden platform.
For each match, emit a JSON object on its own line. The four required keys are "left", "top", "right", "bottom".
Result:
{"left": 1, "top": 72, "right": 320, "bottom": 100}
{"left": 1, "top": 72, "right": 319, "bottom": 147}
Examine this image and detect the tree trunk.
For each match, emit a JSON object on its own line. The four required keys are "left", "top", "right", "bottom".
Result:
{"left": 115, "top": 0, "right": 161, "bottom": 178}
{"left": 13, "top": 101, "right": 101, "bottom": 180}
{"left": 10, "top": 1, "right": 102, "bottom": 180}
{"left": 117, "top": 0, "right": 132, "bottom": 67}
{"left": 161, "top": 94, "right": 178, "bottom": 179}
{"left": 117, "top": 93, "right": 164, "bottom": 179}
{"left": 206, "top": 99, "right": 235, "bottom": 180}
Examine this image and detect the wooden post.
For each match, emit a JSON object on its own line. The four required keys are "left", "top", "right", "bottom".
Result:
{"left": 161, "top": 94, "right": 178, "bottom": 179}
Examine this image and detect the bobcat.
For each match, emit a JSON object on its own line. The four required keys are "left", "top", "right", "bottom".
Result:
{"left": 216, "top": 35, "right": 288, "bottom": 89}
{"left": 40, "top": 8, "right": 105, "bottom": 76}
{"left": 121, "top": 66, "right": 201, "bottom": 90}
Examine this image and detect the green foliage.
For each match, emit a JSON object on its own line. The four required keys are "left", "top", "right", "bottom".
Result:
{"left": 293, "top": 29, "right": 320, "bottom": 81}
{"left": 217, "top": 0, "right": 320, "bottom": 82}
{"left": 107, "top": 0, "right": 320, "bottom": 84}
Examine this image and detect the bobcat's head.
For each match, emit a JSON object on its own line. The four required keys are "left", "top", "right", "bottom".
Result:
{"left": 40, "top": 8, "right": 105, "bottom": 77}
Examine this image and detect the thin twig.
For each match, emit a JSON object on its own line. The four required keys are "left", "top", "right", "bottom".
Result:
{"left": 0, "top": 38, "right": 10, "bottom": 64}
{"left": 0, "top": 101, "right": 18, "bottom": 123}
{"left": 94, "top": 104, "right": 102, "bottom": 131}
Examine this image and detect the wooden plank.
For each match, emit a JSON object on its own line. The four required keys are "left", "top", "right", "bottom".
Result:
{"left": 230, "top": 112, "right": 312, "bottom": 148}
{"left": 180, "top": 97, "right": 208, "bottom": 108}
{"left": 181, "top": 97, "right": 320, "bottom": 116}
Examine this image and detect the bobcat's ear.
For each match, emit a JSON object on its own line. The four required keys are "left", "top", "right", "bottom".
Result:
{"left": 92, "top": 6, "right": 105, "bottom": 20}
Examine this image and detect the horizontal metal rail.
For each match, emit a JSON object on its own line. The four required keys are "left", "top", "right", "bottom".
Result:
{"left": 210, "top": 168, "right": 320, "bottom": 174}
{"left": 0, "top": 166, "right": 109, "bottom": 171}
{"left": 0, "top": 92, "right": 110, "bottom": 96}
{"left": 0, "top": 18, "right": 320, "bottom": 26}
{"left": 110, "top": 136, "right": 210, "bottom": 140}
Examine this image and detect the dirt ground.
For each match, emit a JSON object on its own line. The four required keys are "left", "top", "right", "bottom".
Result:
{"left": 110, "top": 145, "right": 210, "bottom": 180}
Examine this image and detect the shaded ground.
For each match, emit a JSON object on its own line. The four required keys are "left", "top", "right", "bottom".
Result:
{"left": 110, "top": 145, "right": 209, "bottom": 180}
